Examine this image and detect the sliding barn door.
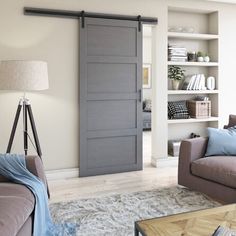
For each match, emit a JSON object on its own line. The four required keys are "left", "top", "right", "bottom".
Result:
{"left": 79, "top": 18, "right": 142, "bottom": 177}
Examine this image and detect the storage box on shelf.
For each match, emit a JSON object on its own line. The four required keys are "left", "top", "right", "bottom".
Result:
{"left": 168, "top": 140, "right": 181, "bottom": 157}
{"left": 187, "top": 100, "right": 211, "bottom": 118}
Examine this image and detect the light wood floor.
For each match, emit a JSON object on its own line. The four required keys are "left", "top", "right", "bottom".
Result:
{"left": 48, "top": 131, "right": 178, "bottom": 203}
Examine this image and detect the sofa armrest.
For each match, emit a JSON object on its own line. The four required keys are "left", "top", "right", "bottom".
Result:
{"left": 0, "top": 175, "right": 8, "bottom": 182}
{"left": 179, "top": 137, "right": 208, "bottom": 163}
{"left": 25, "top": 155, "right": 47, "bottom": 188}
{"left": 178, "top": 137, "right": 208, "bottom": 184}
{"left": 0, "top": 155, "right": 47, "bottom": 186}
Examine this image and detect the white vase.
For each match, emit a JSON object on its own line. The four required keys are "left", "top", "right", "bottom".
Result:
{"left": 197, "top": 57, "right": 204, "bottom": 62}
{"left": 172, "top": 80, "right": 181, "bottom": 90}
{"left": 207, "top": 76, "right": 215, "bottom": 90}
{"left": 204, "top": 56, "right": 210, "bottom": 62}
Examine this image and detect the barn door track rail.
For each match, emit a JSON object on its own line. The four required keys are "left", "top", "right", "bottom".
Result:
{"left": 24, "top": 7, "right": 158, "bottom": 30}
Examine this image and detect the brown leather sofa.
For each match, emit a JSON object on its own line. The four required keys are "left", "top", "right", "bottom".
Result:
{"left": 0, "top": 155, "right": 47, "bottom": 236}
{"left": 178, "top": 137, "right": 236, "bottom": 203}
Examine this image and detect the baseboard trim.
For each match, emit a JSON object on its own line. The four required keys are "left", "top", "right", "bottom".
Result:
{"left": 151, "top": 156, "right": 178, "bottom": 168}
{"left": 46, "top": 157, "right": 178, "bottom": 180}
{"left": 46, "top": 168, "right": 79, "bottom": 181}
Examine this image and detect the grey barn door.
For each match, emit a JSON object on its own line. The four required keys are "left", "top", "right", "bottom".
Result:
{"left": 79, "top": 18, "right": 142, "bottom": 177}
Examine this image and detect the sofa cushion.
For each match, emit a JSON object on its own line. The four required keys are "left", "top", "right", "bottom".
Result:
{"left": 0, "top": 183, "right": 35, "bottom": 236}
{"left": 191, "top": 156, "right": 236, "bottom": 189}
{"left": 205, "top": 127, "right": 236, "bottom": 156}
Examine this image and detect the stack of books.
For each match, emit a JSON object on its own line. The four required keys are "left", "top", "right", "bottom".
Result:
{"left": 182, "top": 74, "right": 207, "bottom": 90}
{"left": 168, "top": 45, "right": 187, "bottom": 62}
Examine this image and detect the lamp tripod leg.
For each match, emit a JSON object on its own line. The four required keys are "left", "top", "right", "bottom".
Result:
{"left": 6, "top": 103, "right": 23, "bottom": 153}
{"left": 26, "top": 103, "right": 50, "bottom": 197}
{"left": 26, "top": 104, "right": 42, "bottom": 158}
{"left": 23, "top": 101, "right": 28, "bottom": 156}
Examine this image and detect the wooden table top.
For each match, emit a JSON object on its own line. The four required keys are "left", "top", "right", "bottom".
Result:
{"left": 135, "top": 204, "right": 236, "bottom": 236}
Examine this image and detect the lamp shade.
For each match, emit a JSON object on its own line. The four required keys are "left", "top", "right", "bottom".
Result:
{"left": 0, "top": 60, "right": 49, "bottom": 91}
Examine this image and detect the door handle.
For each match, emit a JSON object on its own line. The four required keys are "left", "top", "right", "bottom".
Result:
{"left": 138, "top": 89, "right": 142, "bottom": 102}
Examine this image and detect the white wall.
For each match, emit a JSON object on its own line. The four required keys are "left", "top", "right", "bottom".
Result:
{"left": 0, "top": 0, "right": 167, "bottom": 170}
{"left": 143, "top": 27, "right": 152, "bottom": 100}
{"left": 0, "top": 0, "right": 235, "bottom": 170}
{"left": 219, "top": 6, "right": 236, "bottom": 127}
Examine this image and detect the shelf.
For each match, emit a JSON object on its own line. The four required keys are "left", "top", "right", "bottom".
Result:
{"left": 167, "top": 7, "right": 219, "bottom": 160}
{"left": 168, "top": 117, "right": 219, "bottom": 124}
{"left": 167, "top": 61, "right": 219, "bottom": 67}
{"left": 168, "top": 90, "right": 219, "bottom": 95}
{"left": 168, "top": 32, "right": 219, "bottom": 40}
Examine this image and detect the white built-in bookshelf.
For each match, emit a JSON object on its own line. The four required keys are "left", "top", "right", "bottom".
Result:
{"left": 167, "top": 7, "right": 219, "bottom": 155}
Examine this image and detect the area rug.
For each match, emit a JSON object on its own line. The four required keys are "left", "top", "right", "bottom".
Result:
{"left": 50, "top": 186, "right": 221, "bottom": 236}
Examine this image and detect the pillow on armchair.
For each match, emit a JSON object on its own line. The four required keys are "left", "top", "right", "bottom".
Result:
{"left": 205, "top": 126, "right": 236, "bottom": 156}
{"left": 224, "top": 114, "right": 236, "bottom": 129}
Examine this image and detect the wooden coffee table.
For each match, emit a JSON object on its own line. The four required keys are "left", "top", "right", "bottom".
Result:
{"left": 135, "top": 204, "right": 236, "bottom": 236}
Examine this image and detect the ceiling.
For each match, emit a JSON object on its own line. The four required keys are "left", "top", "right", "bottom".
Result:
{"left": 205, "top": 0, "right": 236, "bottom": 3}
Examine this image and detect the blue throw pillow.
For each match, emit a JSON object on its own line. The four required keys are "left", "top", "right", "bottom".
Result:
{"left": 205, "top": 126, "right": 236, "bottom": 156}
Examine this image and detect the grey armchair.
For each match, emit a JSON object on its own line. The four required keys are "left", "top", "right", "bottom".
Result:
{"left": 178, "top": 137, "right": 236, "bottom": 203}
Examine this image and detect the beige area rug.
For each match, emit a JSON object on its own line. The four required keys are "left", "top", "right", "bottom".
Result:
{"left": 50, "top": 186, "right": 220, "bottom": 236}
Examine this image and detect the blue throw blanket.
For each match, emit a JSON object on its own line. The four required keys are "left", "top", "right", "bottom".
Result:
{"left": 0, "top": 154, "right": 77, "bottom": 236}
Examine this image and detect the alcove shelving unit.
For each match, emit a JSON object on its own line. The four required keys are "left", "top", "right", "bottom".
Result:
{"left": 167, "top": 7, "right": 219, "bottom": 156}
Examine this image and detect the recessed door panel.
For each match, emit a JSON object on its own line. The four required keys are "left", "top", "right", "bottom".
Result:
{"left": 87, "top": 25, "right": 137, "bottom": 57}
{"left": 87, "top": 136, "right": 137, "bottom": 169}
{"left": 87, "top": 100, "right": 137, "bottom": 131}
{"left": 87, "top": 63, "right": 137, "bottom": 93}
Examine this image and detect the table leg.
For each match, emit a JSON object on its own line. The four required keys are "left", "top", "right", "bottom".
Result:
{"left": 135, "top": 223, "right": 140, "bottom": 236}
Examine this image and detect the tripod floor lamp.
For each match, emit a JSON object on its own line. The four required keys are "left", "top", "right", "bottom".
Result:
{"left": 0, "top": 60, "right": 49, "bottom": 158}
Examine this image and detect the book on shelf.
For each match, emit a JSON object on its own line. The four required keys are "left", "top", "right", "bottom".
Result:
{"left": 168, "top": 45, "right": 186, "bottom": 50}
{"left": 188, "top": 75, "right": 196, "bottom": 90}
{"left": 168, "top": 49, "right": 187, "bottom": 54}
{"left": 168, "top": 48, "right": 187, "bottom": 52}
{"left": 168, "top": 57, "right": 188, "bottom": 62}
{"left": 195, "top": 74, "right": 206, "bottom": 90}
{"left": 168, "top": 52, "right": 187, "bottom": 57}
{"left": 168, "top": 47, "right": 187, "bottom": 51}
{"left": 193, "top": 74, "right": 200, "bottom": 90}
{"left": 168, "top": 44, "right": 187, "bottom": 62}
{"left": 181, "top": 76, "right": 192, "bottom": 90}
{"left": 199, "top": 74, "right": 206, "bottom": 90}
{"left": 182, "top": 74, "right": 207, "bottom": 90}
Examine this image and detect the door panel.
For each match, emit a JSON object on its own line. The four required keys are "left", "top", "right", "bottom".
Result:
{"left": 87, "top": 136, "right": 137, "bottom": 168}
{"left": 87, "top": 100, "right": 137, "bottom": 131}
{"left": 80, "top": 18, "right": 142, "bottom": 177}
{"left": 87, "top": 24, "right": 137, "bottom": 56}
{"left": 87, "top": 63, "right": 137, "bottom": 93}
